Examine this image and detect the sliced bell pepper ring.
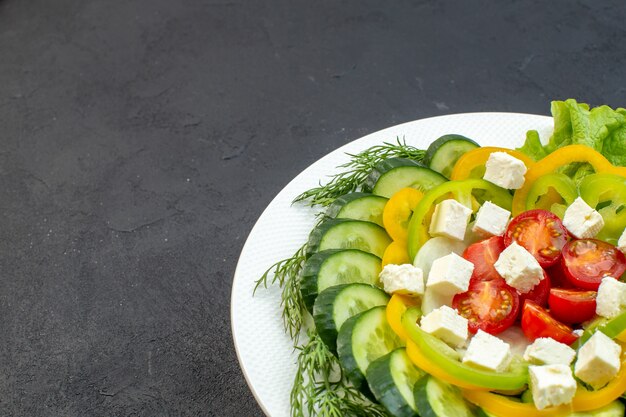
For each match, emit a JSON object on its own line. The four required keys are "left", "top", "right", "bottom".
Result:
{"left": 386, "top": 294, "right": 420, "bottom": 342}
{"left": 381, "top": 241, "right": 411, "bottom": 267}
{"left": 524, "top": 173, "right": 577, "bottom": 218}
{"left": 401, "top": 307, "right": 529, "bottom": 391}
{"left": 576, "top": 309, "right": 626, "bottom": 348}
{"left": 462, "top": 390, "right": 572, "bottom": 417}
{"left": 450, "top": 147, "right": 535, "bottom": 181}
{"left": 406, "top": 179, "right": 513, "bottom": 260}
{"left": 382, "top": 187, "right": 424, "bottom": 242}
{"left": 512, "top": 145, "right": 624, "bottom": 215}
{"left": 578, "top": 173, "right": 626, "bottom": 244}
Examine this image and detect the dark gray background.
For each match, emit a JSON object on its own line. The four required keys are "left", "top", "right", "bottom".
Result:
{"left": 0, "top": 0, "right": 624, "bottom": 415}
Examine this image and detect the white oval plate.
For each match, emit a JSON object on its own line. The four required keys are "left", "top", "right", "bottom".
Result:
{"left": 231, "top": 113, "right": 553, "bottom": 416}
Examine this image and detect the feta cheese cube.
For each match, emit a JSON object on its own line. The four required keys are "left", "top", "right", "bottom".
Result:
{"left": 420, "top": 305, "right": 468, "bottom": 348}
{"left": 379, "top": 264, "right": 425, "bottom": 296}
{"left": 529, "top": 365, "right": 577, "bottom": 410}
{"left": 523, "top": 337, "right": 576, "bottom": 366}
{"left": 428, "top": 199, "right": 472, "bottom": 241}
{"left": 472, "top": 201, "right": 511, "bottom": 237}
{"left": 574, "top": 330, "right": 622, "bottom": 389}
{"left": 562, "top": 197, "right": 604, "bottom": 239}
{"left": 483, "top": 152, "right": 527, "bottom": 189}
{"left": 462, "top": 330, "right": 512, "bottom": 372}
{"left": 426, "top": 253, "right": 474, "bottom": 301}
{"left": 596, "top": 277, "right": 626, "bottom": 319}
{"left": 618, "top": 228, "right": 626, "bottom": 254}
{"left": 494, "top": 241, "right": 544, "bottom": 293}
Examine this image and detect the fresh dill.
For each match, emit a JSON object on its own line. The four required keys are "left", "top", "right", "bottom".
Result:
{"left": 291, "top": 330, "right": 390, "bottom": 417}
{"left": 293, "top": 138, "right": 425, "bottom": 207}
{"left": 254, "top": 243, "right": 308, "bottom": 341}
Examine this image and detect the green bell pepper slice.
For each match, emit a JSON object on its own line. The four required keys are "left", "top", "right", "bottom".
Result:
{"left": 578, "top": 173, "right": 626, "bottom": 245}
{"left": 407, "top": 179, "right": 513, "bottom": 260}
{"left": 401, "top": 307, "right": 529, "bottom": 390}
{"left": 576, "top": 309, "right": 626, "bottom": 348}
{"left": 525, "top": 173, "right": 577, "bottom": 219}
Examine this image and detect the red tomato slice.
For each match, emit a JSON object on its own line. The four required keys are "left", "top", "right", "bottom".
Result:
{"left": 519, "top": 272, "right": 551, "bottom": 310}
{"left": 463, "top": 236, "right": 505, "bottom": 281}
{"left": 452, "top": 278, "right": 519, "bottom": 335}
{"left": 545, "top": 263, "right": 574, "bottom": 289}
{"left": 548, "top": 288, "right": 597, "bottom": 324}
{"left": 561, "top": 239, "right": 626, "bottom": 290}
{"left": 521, "top": 300, "right": 578, "bottom": 345}
{"left": 504, "top": 209, "right": 569, "bottom": 268}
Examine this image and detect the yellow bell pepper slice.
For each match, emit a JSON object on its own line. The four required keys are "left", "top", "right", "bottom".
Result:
{"left": 386, "top": 294, "right": 420, "bottom": 341}
{"left": 512, "top": 145, "right": 623, "bottom": 215}
{"left": 462, "top": 390, "right": 572, "bottom": 417}
{"left": 381, "top": 241, "right": 411, "bottom": 267}
{"left": 450, "top": 147, "right": 535, "bottom": 181}
{"left": 382, "top": 187, "right": 423, "bottom": 242}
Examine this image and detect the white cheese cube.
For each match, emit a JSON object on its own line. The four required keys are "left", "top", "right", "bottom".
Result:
{"left": 523, "top": 337, "right": 576, "bottom": 366}
{"left": 562, "top": 197, "right": 604, "bottom": 239}
{"left": 426, "top": 253, "right": 474, "bottom": 301}
{"left": 529, "top": 365, "right": 577, "bottom": 410}
{"left": 596, "top": 277, "right": 626, "bottom": 319}
{"left": 483, "top": 152, "right": 527, "bottom": 189}
{"left": 379, "top": 264, "right": 425, "bottom": 296}
{"left": 493, "top": 241, "right": 544, "bottom": 293}
{"left": 428, "top": 199, "right": 472, "bottom": 241}
{"left": 574, "top": 330, "right": 622, "bottom": 389}
{"left": 618, "top": 228, "right": 626, "bottom": 254}
{"left": 472, "top": 201, "right": 511, "bottom": 237}
{"left": 462, "top": 330, "right": 512, "bottom": 372}
{"left": 420, "top": 305, "right": 468, "bottom": 348}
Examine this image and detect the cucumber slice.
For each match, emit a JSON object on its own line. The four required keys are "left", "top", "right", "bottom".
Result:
{"left": 326, "top": 192, "right": 388, "bottom": 227}
{"left": 414, "top": 376, "right": 478, "bottom": 417}
{"left": 300, "top": 249, "right": 382, "bottom": 312}
{"left": 313, "top": 283, "right": 389, "bottom": 351}
{"left": 363, "top": 158, "right": 447, "bottom": 198}
{"left": 306, "top": 218, "right": 391, "bottom": 258}
{"left": 337, "top": 306, "right": 403, "bottom": 392}
{"left": 367, "top": 348, "right": 425, "bottom": 417}
{"left": 424, "top": 134, "right": 480, "bottom": 179}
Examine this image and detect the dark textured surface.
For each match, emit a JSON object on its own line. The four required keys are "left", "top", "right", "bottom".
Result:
{"left": 0, "top": 0, "right": 625, "bottom": 415}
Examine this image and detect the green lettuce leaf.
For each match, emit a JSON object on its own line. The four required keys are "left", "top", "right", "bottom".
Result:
{"left": 517, "top": 99, "right": 626, "bottom": 167}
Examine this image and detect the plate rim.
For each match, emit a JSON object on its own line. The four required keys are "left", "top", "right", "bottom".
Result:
{"left": 231, "top": 111, "right": 553, "bottom": 416}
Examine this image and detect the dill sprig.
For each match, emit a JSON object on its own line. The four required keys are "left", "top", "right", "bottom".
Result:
{"left": 293, "top": 138, "right": 425, "bottom": 207}
{"left": 291, "top": 330, "right": 390, "bottom": 417}
{"left": 254, "top": 243, "right": 308, "bottom": 341}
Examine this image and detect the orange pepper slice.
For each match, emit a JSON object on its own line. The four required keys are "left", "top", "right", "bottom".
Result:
{"left": 382, "top": 187, "right": 424, "bottom": 242}
{"left": 450, "top": 147, "right": 535, "bottom": 181}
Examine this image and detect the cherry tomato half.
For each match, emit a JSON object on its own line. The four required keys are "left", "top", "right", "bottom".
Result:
{"left": 452, "top": 278, "right": 519, "bottom": 335}
{"left": 561, "top": 239, "right": 626, "bottom": 290}
{"left": 504, "top": 209, "right": 569, "bottom": 268}
{"left": 521, "top": 300, "right": 578, "bottom": 345}
{"left": 463, "top": 236, "right": 505, "bottom": 281}
{"left": 519, "top": 272, "right": 551, "bottom": 311}
{"left": 548, "top": 288, "right": 597, "bottom": 324}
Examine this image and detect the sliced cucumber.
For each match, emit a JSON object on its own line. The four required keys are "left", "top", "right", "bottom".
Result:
{"left": 300, "top": 249, "right": 382, "bottom": 312}
{"left": 313, "top": 283, "right": 389, "bottom": 352}
{"left": 424, "top": 134, "right": 480, "bottom": 179}
{"left": 415, "top": 376, "right": 478, "bottom": 417}
{"left": 363, "top": 158, "right": 447, "bottom": 198}
{"left": 367, "top": 348, "right": 425, "bottom": 417}
{"left": 337, "top": 306, "right": 403, "bottom": 392}
{"left": 413, "top": 236, "right": 466, "bottom": 277}
{"left": 306, "top": 218, "right": 391, "bottom": 258}
{"left": 326, "top": 192, "right": 388, "bottom": 227}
